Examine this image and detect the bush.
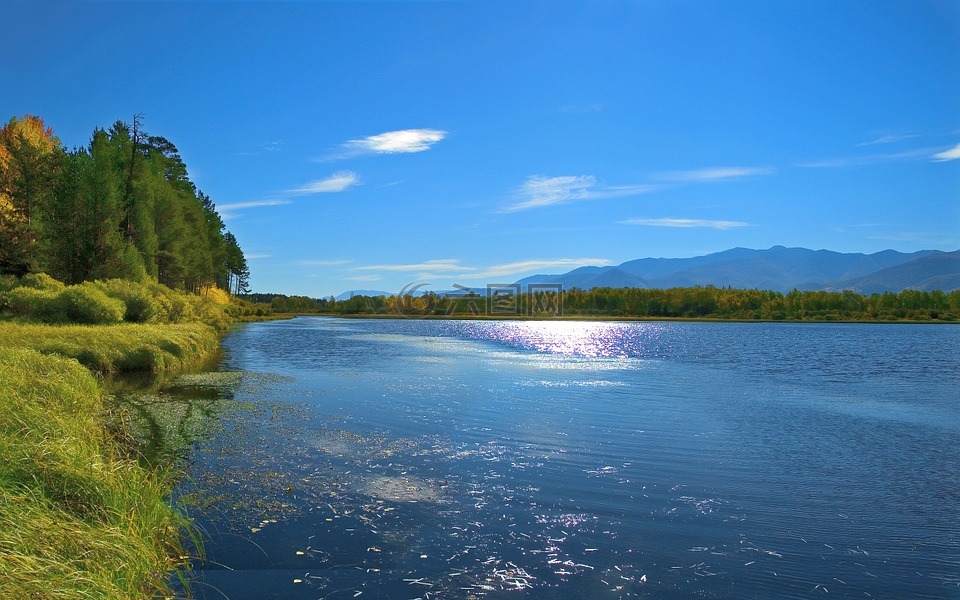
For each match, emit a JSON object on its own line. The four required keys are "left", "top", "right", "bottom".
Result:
{"left": 6, "top": 287, "right": 62, "bottom": 322}
{"left": 58, "top": 285, "right": 126, "bottom": 325}
{"left": 18, "top": 272, "right": 66, "bottom": 292}
{"left": 94, "top": 279, "right": 159, "bottom": 323}
{"left": 0, "top": 274, "right": 18, "bottom": 293}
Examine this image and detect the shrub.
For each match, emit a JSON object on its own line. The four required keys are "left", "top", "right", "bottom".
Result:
{"left": 0, "top": 274, "right": 18, "bottom": 293}
{"left": 6, "top": 287, "right": 62, "bottom": 322}
{"left": 94, "top": 280, "right": 159, "bottom": 323}
{"left": 57, "top": 285, "right": 126, "bottom": 325}
{"left": 18, "top": 272, "right": 66, "bottom": 292}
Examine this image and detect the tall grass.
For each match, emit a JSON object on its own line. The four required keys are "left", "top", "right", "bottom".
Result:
{"left": 0, "top": 321, "right": 220, "bottom": 373}
{"left": 0, "top": 347, "right": 190, "bottom": 599}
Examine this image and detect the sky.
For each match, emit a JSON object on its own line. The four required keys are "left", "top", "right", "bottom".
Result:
{"left": 3, "top": 0, "right": 959, "bottom": 297}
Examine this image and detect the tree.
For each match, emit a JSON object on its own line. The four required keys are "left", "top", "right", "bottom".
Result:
{"left": 0, "top": 115, "right": 61, "bottom": 275}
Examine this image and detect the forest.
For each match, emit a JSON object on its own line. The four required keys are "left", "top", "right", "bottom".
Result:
{"left": 0, "top": 114, "right": 247, "bottom": 294}
{"left": 258, "top": 285, "right": 960, "bottom": 322}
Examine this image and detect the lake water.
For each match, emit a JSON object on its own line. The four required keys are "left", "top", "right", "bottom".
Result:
{"left": 167, "top": 317, "right": 960, "bottom": 599}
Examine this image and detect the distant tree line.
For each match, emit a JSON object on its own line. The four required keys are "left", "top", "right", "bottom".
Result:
{"left": 0, "top": 115, "right": 247, "bottom": 293}
{"left": 251, "top": 286, "right": 960, "bottom": 322}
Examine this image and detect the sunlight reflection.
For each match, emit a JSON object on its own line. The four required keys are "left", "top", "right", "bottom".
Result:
{"left": 474, "top": 320, "right": 666, "bottom": 358}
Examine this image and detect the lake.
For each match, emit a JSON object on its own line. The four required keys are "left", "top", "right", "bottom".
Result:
{"left": 163, "top": 317, "right": 960, "bottom": 599}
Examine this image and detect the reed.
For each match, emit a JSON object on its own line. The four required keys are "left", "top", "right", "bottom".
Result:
{"left": 0, "top": 348, "right": 190, "bottom": 599}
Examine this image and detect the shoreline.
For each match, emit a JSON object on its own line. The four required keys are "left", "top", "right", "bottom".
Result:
{"left": 272, "top": 312, "right": 960, "bottom": 325}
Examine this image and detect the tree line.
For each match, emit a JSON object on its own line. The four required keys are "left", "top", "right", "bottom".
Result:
{"left": 0, "top": 115, "right": 247, "bottom": 293}
{"left": 252, "top": 286, "right": 960, "bottom": 322}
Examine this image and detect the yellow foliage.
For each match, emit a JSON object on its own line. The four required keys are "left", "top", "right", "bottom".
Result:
{"left": 198, "top": 284, "right": 231, "bottom": 305}
{"left": 0, "top": 115, "right": 59, "bottom": 156}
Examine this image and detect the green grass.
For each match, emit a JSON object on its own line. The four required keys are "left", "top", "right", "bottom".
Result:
{"left": 0, "top": 321, "right": 220, "bottom": 373}
{"left": 0, "top": 347, "right": 190, "bottom": 599}
{"left": 0, "top": 274, "right": 277, "bottom": 597}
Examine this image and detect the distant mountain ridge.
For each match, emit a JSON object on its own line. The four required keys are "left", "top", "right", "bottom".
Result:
{"left": 515, "top": 246, "right": 960, "bottom": 293}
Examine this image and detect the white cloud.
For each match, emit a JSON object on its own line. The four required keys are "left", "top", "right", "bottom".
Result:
{"left": 505, "top": 175, "right": 596, "bottom": 212}
{"left": 502, "top": 175, "right": 657, "bottom": 212}
{"left": 217, "top": 199, "right": 292, "bottom": 211}
{"left": 470, "top": 258, "right": 613, "bottom": 279}
{"left": 932, "top": 143, "right": 960, "bottom": 162}
{"left": 290, "top": 171, "right": 359, "bottom": 194}
{"left": 218, "top": 199, "right": 292, "bottom": 220}
{"left": 653, "top": 167, "right": 774, "bottom": 182}
{"left": 345, "top": 274, "right": 383, "bottom": 282}
{"left": 244, "top": 253, "right": 272, "bottom": 260}
{"left": 618, "top": 217, "right": 749, "bottom": 230}
{"left": 353, "top": 259, "right": 473, "bottom": 273}
{"left": 324, "top": 129, "right": 447, "bottom": 160}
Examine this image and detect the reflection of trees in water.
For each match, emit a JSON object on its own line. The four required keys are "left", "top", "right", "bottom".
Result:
{"left": 116, "top": 391, "right": 226, "bottom": 466}
{"left": 109, "top": 373, "right": 239, "bottom": 467}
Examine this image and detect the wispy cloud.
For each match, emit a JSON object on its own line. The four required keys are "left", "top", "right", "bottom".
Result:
{"left": 244, "top": 253, "right": 272, "bottom": 260}
{"left": 353, "top": 259, "right": 473, "bottom": 273}
{"left": 932, "top": 143, "right": 960, "bottom": 162}
{"left": 505, "top": 175, "right": 596, "bottom": 212}
{"left": 799, "top": 147, "right": 938, "bottom": 168}
{"left": 653, "top": 167, "right": 774, "bottom": 183}
{"left": 323, "top": 129, "right": 447, "bottom": 160}
{"left": 345, "top": 274, "right": 383, "bottom": 282}
{"left": 290, "top": 171, "right": 359, "bottom": 194}
{"left": 857, "top": 133, "right": 921, "bottom": 146}
{"left": 221, "top": 172, "right": 357, "bottom": 220}
{"left": 618, "top": 217, "right": 749, "bottom": 229}
{"left": 867, "top": 230, "right": 956, "bottom": 244}
{"left": 501, "top": 175, "right": 658, "bottom": 213}
{"left": 218, "top": 199, "right": 292, "bottom": 220}
{"left": 297, "top": 259, "right": 353, "bottom": 267}
{"left": 236, "top": 140, "right": 284, "bottom": 156}
{"left": 218, "top": 199, "right": 292, "bottom": 211}
{"left": 349, "top": 257, "right": 613, "bottom": 282}
{"left": 469, "top": 258, "right": 613, "bottom": 279}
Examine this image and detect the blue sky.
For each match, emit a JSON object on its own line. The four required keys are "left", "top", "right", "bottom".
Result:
{"left": 3, "top": 0, "right": 959, "bottom": 297}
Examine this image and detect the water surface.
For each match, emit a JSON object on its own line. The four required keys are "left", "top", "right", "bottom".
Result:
{"left": 170, "top": 318, "right": 960, "bottom": 599}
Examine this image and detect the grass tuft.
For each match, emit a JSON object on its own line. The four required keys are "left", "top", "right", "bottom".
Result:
{"left": 0, "top": 348, "right": 190, "bottom": 599}
{"left": 0, "top": 322, "right": 220, "bottom": 373}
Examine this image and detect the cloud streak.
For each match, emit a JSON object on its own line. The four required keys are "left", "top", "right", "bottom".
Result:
{"left": 350, "top": 257, "right": 614, "bottom": 282}
{"left": 932, "top": 143, "right": 960, "bottom": 162}
{"left": 653, "top": 166, "right": 775, "bottom": 182}
{"left": 290, "top": 171, "right": 359, "bottom": 194}
{"left": 353, "top": 259, "right": 473, "bottom": 273}
{"left": 298, "top": 259, "right": 353, "bottom": 266}
{"left": 324, "top": 129, "right": 447, "bottom": 160}
{"left": 618, "top": 217, "right": 749, "bottom": 229}
{"left": 218, "top": 199, "right": 292, "bottom": 211}
{"left": 469, "top": 258, "right": 613, "bottom": 279}
{"left": 799, "top": 147, "right": 939, "bottom": 168}
{"left": 501, "top": 175, "right": 658, "bottom": 212}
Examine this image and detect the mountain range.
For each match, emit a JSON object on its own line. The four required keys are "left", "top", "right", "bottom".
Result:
{"left": 514, "top": 246, "right": 960, "bottom": 294}
{"left": 336, "top": 246, "right": 960, "bottom": 299}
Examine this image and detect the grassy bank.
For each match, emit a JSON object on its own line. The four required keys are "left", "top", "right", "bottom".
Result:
{"left": 0, "top": 321, "right": 220, "bottom": 373}
{"left": 0, "top": 347, "right": 190, "bottom": 599}
{"left": 0, "top": 275, "right": 258, "bottom": 598}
